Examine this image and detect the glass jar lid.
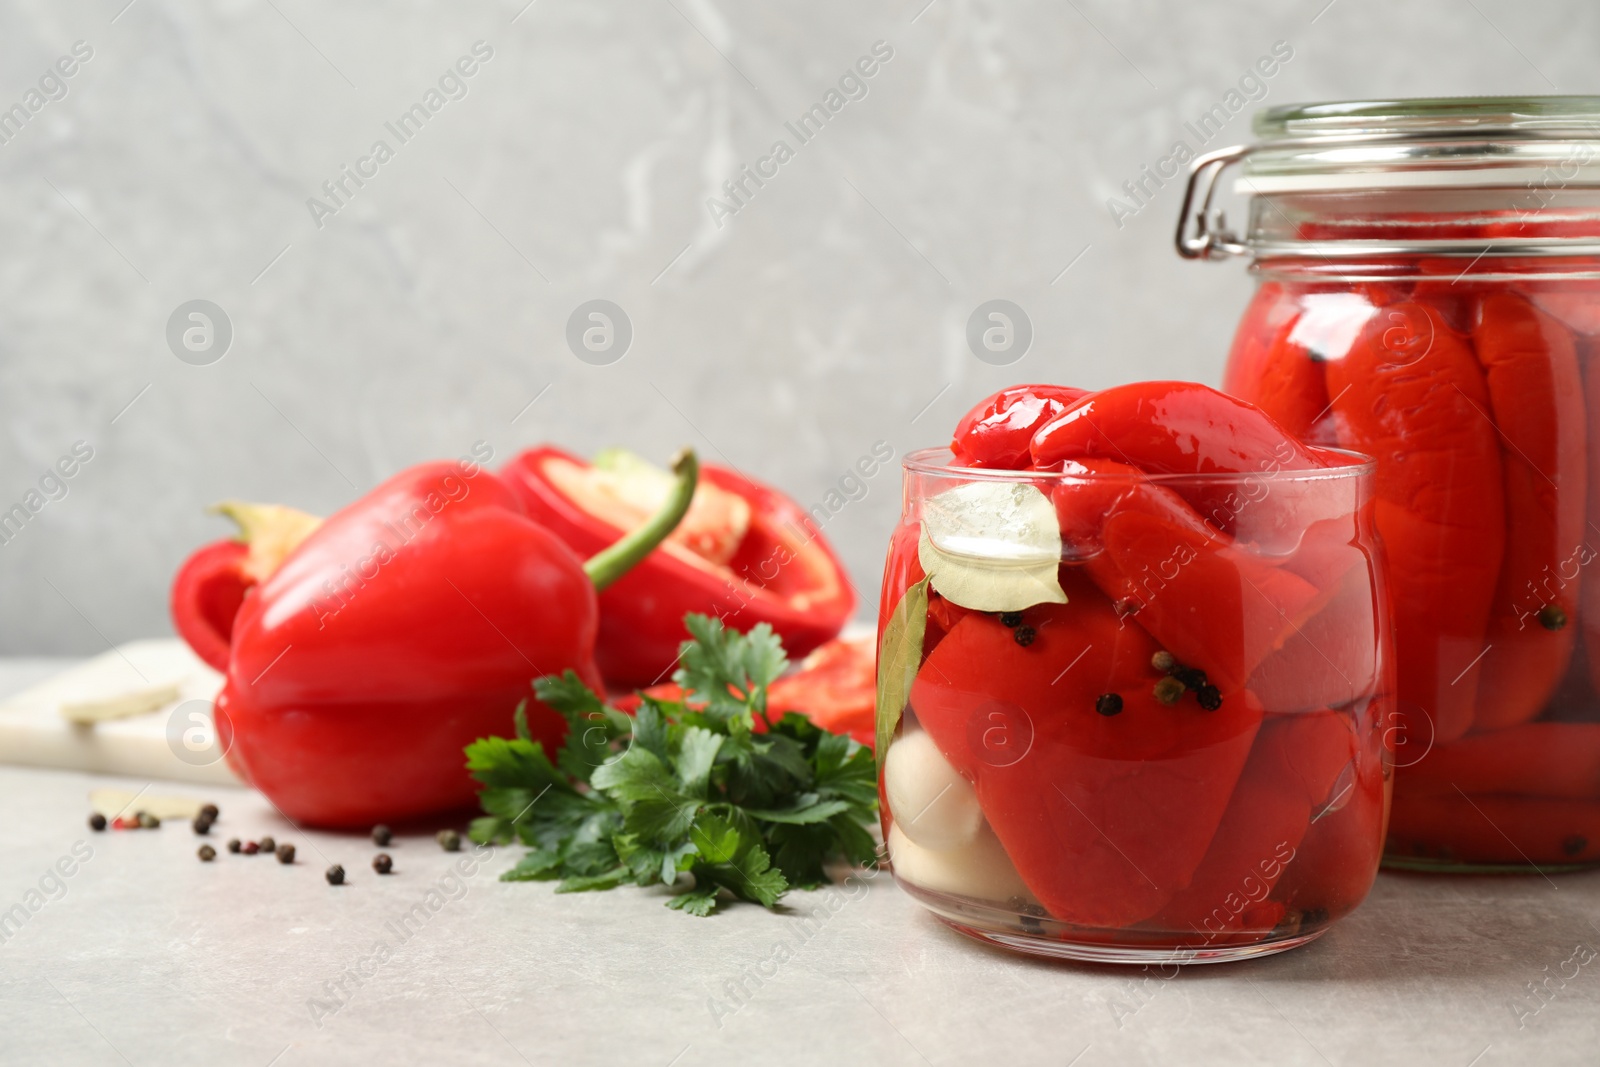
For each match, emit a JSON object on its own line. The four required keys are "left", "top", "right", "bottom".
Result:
{"left": 1177, "top": 96, "right": 1600, "bottom": 260}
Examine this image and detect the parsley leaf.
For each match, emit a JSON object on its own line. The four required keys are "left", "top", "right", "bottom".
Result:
{"left": 465, "top": 614, "right": 879, "bottom": 915}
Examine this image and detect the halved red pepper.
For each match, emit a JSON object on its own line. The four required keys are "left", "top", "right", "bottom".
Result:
{"left": 1469, "top": 292, "right": 1586, "bottom": 731}
{"left": 910, "top": 575, "right": 1264, "bottom": 929}
{"left": 1324, "top": 302, "right": 1506, "bottom": 744}
{"left": 216, "top": 453, "right": 698, "bottom": 827}
{"left": 170, "top": 503, "right": 323, "bottom": 672}
{"left": 950, "top": 384, "right": 1089, "bottom": 469}
{"left": 502, "top": 446, "right": 855, "bottom": 689}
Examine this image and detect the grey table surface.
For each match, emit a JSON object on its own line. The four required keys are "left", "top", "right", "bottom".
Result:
{"left": 4, "top": 659, "right": 1600, "bottom": 1067}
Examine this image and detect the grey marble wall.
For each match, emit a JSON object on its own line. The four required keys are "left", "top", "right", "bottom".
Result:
{"left": 2, "top": 0, "right": 1595, "bottom": 652}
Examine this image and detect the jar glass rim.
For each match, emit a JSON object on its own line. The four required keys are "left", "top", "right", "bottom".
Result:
{"left": 1254, "top": 96, "right": 1600, "bottom": 140}
{"left": 901, "top": 446, "right": 1375, "bottom": 485}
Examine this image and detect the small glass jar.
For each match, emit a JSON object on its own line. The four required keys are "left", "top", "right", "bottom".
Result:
{"left": 876, "top": 448, "right": 1390, "bottom": 963}
{"left": 1178, "top": 97, "right": 1600, "bottom": 871}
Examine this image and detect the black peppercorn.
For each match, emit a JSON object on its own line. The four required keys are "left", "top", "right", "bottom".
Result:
{"left": 999, "top": 612, "right": 1023, "bottom": 628}
{"left": 372, "top": 824, "right": 392, "bottom": 847}
{"left": 1173, "top": 666, "right": 1208, "bottom": 691}
{"left": 197, "top": 844, "right": 216, "bottom": 862}
{"left": 1095, "top": 693, "right": 1123, "bottom": 717}
{"left": 1563, "top": 834, "right": 1588, "bottom": 857}
{"left": 1150, "top": 650, "right": 1176, "bottom": 673}
{"left": 88, "top": 813, "right": 107, "bottom": 832}
{"left": 258, "top": 836, "right": 276, "bottom": 855}
{"left": 1014, "top": 625, "right": 1037, "bottom": 647}
{"left": 373, "top": 853, "right": 393, "bottom": 875}
{"left": 227, "top": 838, "right": 242, "bottom": 854}
{"left": 200, "top": 803, "right": 220, "bottom": 821}
{"left": 192, "top": 816, "right": 212, "bottom": 836}
{"left": 1196, "top": 684, "right": 1223, "bottom": 711}
{"left": 437, "top": 829, "right": 462, "bottom": 852}
{"left": 1539, "top": 605, "right": 1568, "bottom": 631}
{"left": 326, "top": 864, "right": 345, "bottom": 886}
{"left": 277, "top": 844, "right": 296, "bottom": 865}
{"left": 1153, "top": 676, "right": 1186, "bottom": 706}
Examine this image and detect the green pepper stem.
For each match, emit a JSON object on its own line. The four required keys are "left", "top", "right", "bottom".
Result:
{"left": 583, "top": 448, "right": 699, "bottom": 592}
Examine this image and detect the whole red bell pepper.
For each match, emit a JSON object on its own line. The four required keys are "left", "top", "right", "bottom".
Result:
{"left": 501, "top": 446, "right": 855, "bottom": 689}
{"left": 215, "top": 451, "right": 699, "bottom": 827}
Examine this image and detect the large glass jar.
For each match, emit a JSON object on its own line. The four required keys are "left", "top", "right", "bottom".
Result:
{"left": 876, "top": 448, "right": 1390, "bottom": 962}
{"left": 1179, "top": 97, "right": 1600, "bottom": 870}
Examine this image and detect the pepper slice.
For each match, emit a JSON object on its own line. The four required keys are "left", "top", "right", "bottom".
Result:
{"left": 1148, "top": 709, "right": 1363, "bottom": 940}
{"left": 951, "top": 384, "right": 1089, "bottom": 469}
{"left": 1052, "top": 459, "right": 1325, "bottom": 694}
{"left": 910, "top": 576, "right": 1264, "bottom": 929}
{"left": 503, "top": 446, "right": 855, "bottom": 689}
{"left": 1469, "top": 292, "right": 1586, "bottom": 732}
{"left": 1324, "top": 302, "right": 1506, "bottom": 744}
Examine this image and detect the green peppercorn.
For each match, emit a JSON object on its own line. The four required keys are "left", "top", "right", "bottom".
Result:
{"left": 998, "top": 612, "right": 1023, "bottom": 628}
{"left": 1095, "top": 693, "right": 1123, "bottom": 717}
{"left": 1153, "top": 676, "right": 1186, "bottom": 706}
{"left": 1196, "top": 684, "right": 1223, "bottom": 711}
{"left": 192, "top": 816, "right": 212, "bottom": 836}
{"left": 1014, "top": 625, "right": 1037, "bottom": 647}
{"left": 437, "top": 829, "right": 462, "bottom": 852}
{"left": 88, "top": 813, "right": 107, "bottom": 832}
{"left": 197, "top": 844, "right": 216, "bottom": 862}
{"left": 258, "top": 836, "right": 276, "bottom": 855}
{"left": 373, "top": 853, "right": 393, "bottom": 875}
{"left": 372, "top": 825, "right": 392, "bottom": 847}
{"left": 326, "top": 864, "right": 345, "bottom": 886}
{"left": 276, "top": 844, "right": 296, "bottom": 865}
{"left": 1151, "top": 650, "right": 1176, "bottom": 673}
{"left": 138, "top": 812, "right": 160, "bottom": 829}
{"left": 227, "top": 838, "right": 242, "bottom": 854}
{"left": 1539, "top": 605, "right": 1569, "bottom": 631}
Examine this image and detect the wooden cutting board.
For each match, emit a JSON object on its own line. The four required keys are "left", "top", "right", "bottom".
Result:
{"left": 0, "top": 639, "right": 240, "bottom": 785}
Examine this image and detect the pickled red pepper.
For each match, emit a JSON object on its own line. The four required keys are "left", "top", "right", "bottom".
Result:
{"left": 1322, "top": 302, "right": 1506, "bottom": 744}
{"left": 880, "top": 382, "right": 1385, "bottom": 941}
{"left": 1222, "top": 269, "right": 1600, "bottom": 866}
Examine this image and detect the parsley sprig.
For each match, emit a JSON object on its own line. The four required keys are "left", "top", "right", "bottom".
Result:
{"left": 465, "top": 615, "right": 879, "bottom": 916}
